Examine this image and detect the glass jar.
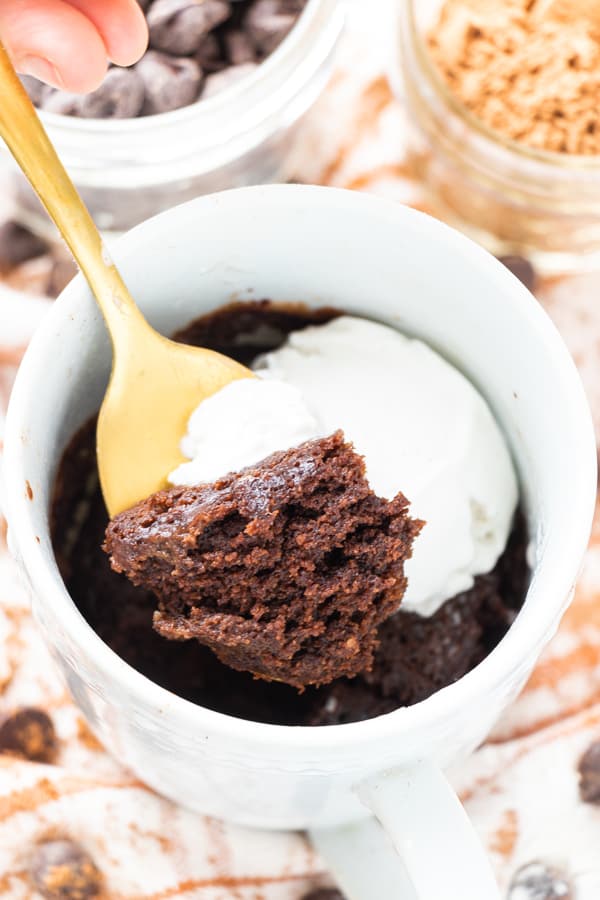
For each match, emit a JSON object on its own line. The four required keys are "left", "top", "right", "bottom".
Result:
{"left": 4, "top": 0, "right": 345, "bottom": 234}
{"left": 396, "top": 0, "right": 600, "bottom": 274}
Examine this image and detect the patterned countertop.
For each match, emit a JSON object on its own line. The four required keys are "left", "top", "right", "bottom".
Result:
{"left": 1, "top": 2, "right": 600, "bottom": 897}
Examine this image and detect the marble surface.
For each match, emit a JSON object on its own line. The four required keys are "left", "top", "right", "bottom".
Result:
{"left": 1, "top": 1, "right": 600, "bottom": 896}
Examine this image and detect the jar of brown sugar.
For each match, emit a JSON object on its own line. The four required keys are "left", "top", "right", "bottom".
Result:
{"left": 396, "top": 0, "right": 600, "bottom": 273}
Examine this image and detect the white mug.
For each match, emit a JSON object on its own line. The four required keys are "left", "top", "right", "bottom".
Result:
{"left": 3, "top": 186, "right": 596, "bottom": 900}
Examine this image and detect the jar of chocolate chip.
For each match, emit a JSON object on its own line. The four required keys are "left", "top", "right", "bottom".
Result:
{"left": 2, "top": 0, "right": 344, "bottom": 233}
{"left": 395, "top": 0, "right": 600, "bottom": 274}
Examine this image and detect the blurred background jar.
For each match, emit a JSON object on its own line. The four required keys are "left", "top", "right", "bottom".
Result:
{"left": 2, "top": 0, "right": 345, "bottom": 235}
{"left": 396, "top": 0, "right": 600, "bottom": 274}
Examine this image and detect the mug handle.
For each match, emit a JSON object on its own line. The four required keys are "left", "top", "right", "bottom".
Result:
{"left": 310, "top": 760, "right": 500, "bottom": 900}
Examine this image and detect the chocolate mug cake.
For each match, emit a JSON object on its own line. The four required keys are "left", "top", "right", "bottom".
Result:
{"left": 51, "top": 301, "right": 529, "bottom": 725}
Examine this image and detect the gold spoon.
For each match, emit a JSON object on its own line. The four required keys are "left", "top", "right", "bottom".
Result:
{"left": 0, "top": 43, "right": 253, "bottom": 517}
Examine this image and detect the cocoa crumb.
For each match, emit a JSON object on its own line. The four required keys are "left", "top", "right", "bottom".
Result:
{"left": 428, "top": 0, "right": 600, "bottom": 154}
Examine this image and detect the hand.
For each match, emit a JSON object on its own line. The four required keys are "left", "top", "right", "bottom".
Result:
{"left": 0, "top": 0, "right": 148, "bottom": 93}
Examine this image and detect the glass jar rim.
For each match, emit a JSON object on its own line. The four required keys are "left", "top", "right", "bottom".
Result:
{"left": 404, "top": 0, "right": 600, "bottom": 173}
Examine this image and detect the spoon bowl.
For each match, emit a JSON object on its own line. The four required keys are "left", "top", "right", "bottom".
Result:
{"left": 98, "top": 318, "right": 251, "bottom": 516}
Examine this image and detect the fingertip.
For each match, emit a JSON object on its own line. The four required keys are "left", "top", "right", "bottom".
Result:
{"left": 2, "top": 0, "right": 110, "bottom": 92}
{"left": 66, "top": 0, "right": 149, "bottom": 67}
{"left": 111, "top": 0, "right": 149, "bottom": 65}
{"left": 56, "top": 46, "right": 108, "bottom": 94}
{"left": 18, "top": 50, "right": 108, "bottom": 94}
{"left": 15, "top": 54, "right": 65, "bottom": 89}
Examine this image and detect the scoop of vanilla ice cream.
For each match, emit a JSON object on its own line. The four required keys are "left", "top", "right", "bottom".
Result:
{"left": 170, "top": 315, "right": 518, "bottom": 617}
{"left": 170, "top": 378, "right": 320, "bottom": 486}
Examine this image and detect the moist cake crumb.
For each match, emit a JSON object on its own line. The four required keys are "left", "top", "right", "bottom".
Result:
{"left": 104, "top": 432, "right": 423, "bottom": 689}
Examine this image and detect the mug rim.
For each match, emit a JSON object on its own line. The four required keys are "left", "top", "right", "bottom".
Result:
{"left": 4, "top": 185, "right": 597, "bottom": 750}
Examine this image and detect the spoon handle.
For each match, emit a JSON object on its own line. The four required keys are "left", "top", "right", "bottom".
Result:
{"left": 0, "top": 42, "right": 147, "bottom": 349}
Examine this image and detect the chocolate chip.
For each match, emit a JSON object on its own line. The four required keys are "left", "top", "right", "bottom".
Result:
{"left": 137, "top": 51, "right": 203, "bottom": 114}
{"left": 195, "top": 33, "right": 226, "bottom": 71}
{"left": 38, "top": 91, "right": 83, "bottom": 116}
{"left": 243, "top": 0, "right": 298, "bottom": 55}
{"left": 508, "top": 862, "right": 572, "bottom": 899}
{"left": 79, "top": 68, "right": 146, "bottom": 118}
{"left": 43, "top": 68, "right": 145, "bottom": 119}
{"left": 224, "top": 29, "right": 258, "bottom": 64}
{"left": 148, "top": 0, "right": 232, "bottom": 56}
{"left": 0, "top": 708, "right": 57, "bottom": 763}
{"left": 0, "top": 221, "right": 49, "bottom": 269}
{"left": 29, "top": 839, "right": 103, "bottom": 899}
{"left": 202, "top": 62, "right": 258, "bottom": 97}
{"left": 578, "top": 738, "right": 600, "bottom": 804}
{"left": 300, "top": 891, "right": 345, "bottom": 900}
{"left": 497, "top": 255, "right": 537, "bottom": 293}
{"left": 19, "top": 75, "right": 53, "bottom": 106}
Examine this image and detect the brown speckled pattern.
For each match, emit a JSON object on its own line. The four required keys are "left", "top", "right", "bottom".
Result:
{"left": 0, "top": 1, "right": 600, "bottom": 894}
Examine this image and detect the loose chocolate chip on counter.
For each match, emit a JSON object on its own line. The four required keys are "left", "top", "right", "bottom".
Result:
{"left": 46, "top": 253, "right": 78, "bottom": 299}
{"left": 578, "top": 738, "right": 600, "bottom": 804}
{"left": 29, "top": 839, "right": 103, "bottom": 900}
{"left": 0, "top": 708, "right": 57, "bottom": 763}
{"left": 300, "top": 891, "right": 345, "bottom": 900}
{"left": 137, "top": 51, "right": 203, "bottom": 115}
{"left": 244, "top": 0, "right": 299, "bottom": 55}
{"left": 498, "top": 255, "right": 538, "bottom": 293}
{"left": 202, "top": 62, "right": 258, "bottom": 98}
{"left": 508, "top": 862, "right": 572, "bottom": 899}
{"left": 148, "top": 0, "right": 232, "bottom": 56}
{"left": 0, "top": 221, "right": 49, "bottom": 270}
{"left": 44, "top": 68, "right": 145, "bottom": 119}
